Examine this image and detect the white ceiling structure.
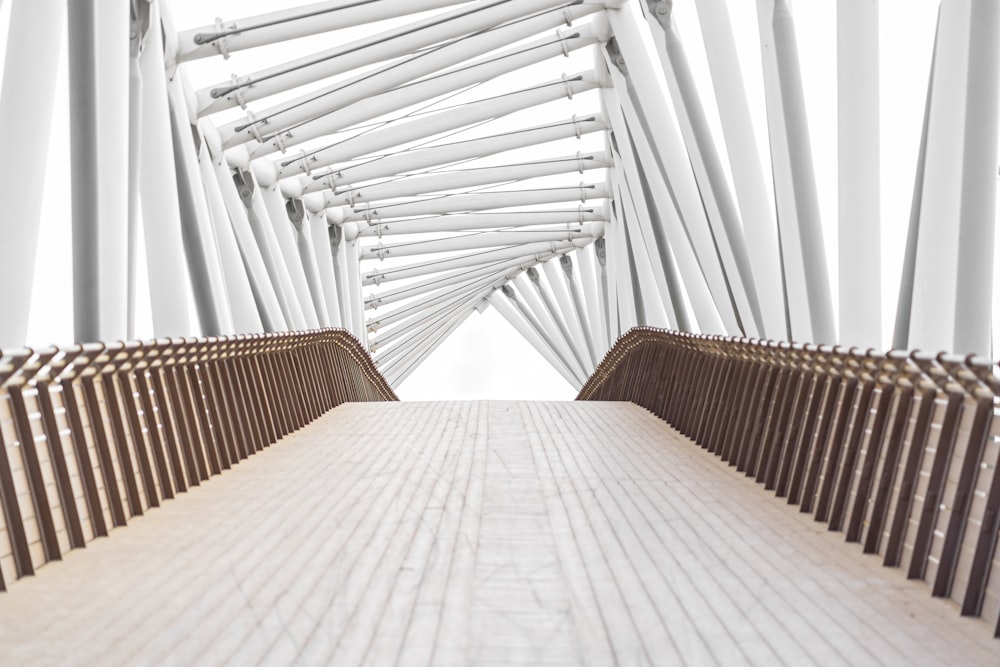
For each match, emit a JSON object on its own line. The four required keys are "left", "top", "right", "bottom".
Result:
{"left": 0, "top": 0, "right": 997, "bottom": 390}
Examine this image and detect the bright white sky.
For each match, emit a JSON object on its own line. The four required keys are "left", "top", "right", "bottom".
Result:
{"left": 16, "top": 0, "right": 953, "bottom": 400}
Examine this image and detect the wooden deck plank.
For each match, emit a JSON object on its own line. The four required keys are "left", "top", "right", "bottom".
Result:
{"left": 0, "top": 401, "right": 996, "bottom": 666}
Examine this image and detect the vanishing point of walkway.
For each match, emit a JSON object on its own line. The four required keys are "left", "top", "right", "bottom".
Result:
{"left": 0, "top": 401, "right": 996, "bottom": 665}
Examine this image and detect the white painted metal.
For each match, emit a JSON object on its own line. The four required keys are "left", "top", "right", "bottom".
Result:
{"left": 512, "top": 273, "right": 590, "bottom": 382}
{"left": 365, "top": 250, "right": 568, "bottom": 310}
{"left": 279, "top": 75, "right": 602, "bottom": 180}
{"left": 359, "top": 209, "right": 605, "bottom": 237}
{"left": 382, "top": 305, "right": 476, "bottom": 387}
{"left": 0, "top": 0, "right": 65, "bottom": 347}
{"left": 837, "top": 0, "right": 881, "bottom": 348}
{"left": 757, "top": 0, "right": 835, "bottom": 344}
{"left": 216, "top": 5, "right": 605, "bottom": 146}
{"left": 542, "top": 258, "right": 596, "bottom": 368}
{"left": 176, "top": 0, "right": 467, "bottom": 62}
{"left": 952, "top": 1, "right": 1000, "bottom": 356}
{"left": 370, "top": 274, "right": 505, "bottom": 333}
{"left": 196, "top": 135, "right": 263, "bottom": 333}
{"left": 363, "top": 240, "right": 585, "bottom": 287}
{"left": 693, "top": 0, "right": 786, "bottom": 339}
{"left": 137, "top": 0, "right": 195, "bottom": 338}
{"left": 306, "top": 117, "right": 607, "bottom": 193}
{"left": 255, "top": 168, "right": 321, "bottom": 328}
{"left": 577, "top": 243, "right": 609, "bottom": 353}
{"left": 308, "top": 210, "right": 342, "bottom": 328}
{"left": 346, "top": 185, "right": 609, "bottom": 222}
{"left": 488, "top": 289, "right": 581, "bottom": 388}
{"left": 324, "top": 153, "right": 609, "bottom": 208}
{"left": 244, "top": 26, "right": 603, "bottom": 159}
{"left": 635, "top": 1, "right": 764, "bottom": 337}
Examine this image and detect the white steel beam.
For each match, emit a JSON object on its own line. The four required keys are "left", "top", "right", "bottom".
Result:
{"left": 837, "top": 0, "right": 881, "bottom": 348}
{"left": 633, "top": 2, "right": 764, "bottom": 337}
{"left": 525, "top": 267, "right": 593, "bottom": 375}
{"left": 216, "top": 5, "right": 605, "bottom": 145}
{"left": 512, "top": 274, "right": 590, "bottom": 382}
{"left": 365, "top": 249, "right": 569, "bottom": 309}
{"left": 137, "top": 1, "right": 194, "bottom": 338}
{"left": 305, "top": 116, "right": 606, "bottom": 193}
{"left": 244, "top": 25, "right": 602, "bottom": 158}
{"left": 363, "top": 239, "right": 584, "bottom": 286}
{"left": 360, "top": 227, "right": 598, "bottom": 261}
{"left": 346, "top": 185, "right": 609, "bottom": 222}
{"left": 577, "top": 242, "right": 609, "bottom": 353}
{"left": 488, "top": 289, "right": 581, "bottom": 388}
{"left": 0, "top": 0, "right": 65, "bottom": 347}
{"left": 757, "top": 0, "right": 836, "bottom": 344}
{"left": 197, "top": 132, "right": 263, "bottom": 334}
{"left": 384, "top": 306, "right": 477, "bottom": 388}
{"left": 543, "top": 257, "right": 597, "bottom": 368}
{"left": 324, "top": 152, "right": 609, "bottom": 207}
{"left": 370, "top": 274, "right": 506, "bottom": 333}
{"left": 279, "top": 74, "right": 602, "bottom": 180}
{"left": 694, "top": 0, "right": 786, "bottom": 339}
{"left": 359, "top": 208, "right": 604, "bottom": 237}
{"left": 176, "top": 0, "right": 468, "bottom": 62}
{"left": 197, "top": 0, "right": 600, "bottom": 114}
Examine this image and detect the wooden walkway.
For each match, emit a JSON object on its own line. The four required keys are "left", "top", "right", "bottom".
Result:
{"left": 0, "top": 401, "right": 996, "bottom": 665}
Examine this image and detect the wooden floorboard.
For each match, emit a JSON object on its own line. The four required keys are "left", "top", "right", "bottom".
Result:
{"left": 0, "top": 401, "right": 996, "bottom": 665}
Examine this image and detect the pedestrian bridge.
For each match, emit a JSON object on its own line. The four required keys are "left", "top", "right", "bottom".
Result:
{"left": 0, "top": 329, "right": 998, "bottom": 665}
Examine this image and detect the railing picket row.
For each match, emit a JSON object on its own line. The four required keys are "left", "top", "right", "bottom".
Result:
{"left": 578, "top": 327, "right": 1000, "bottom": 637}
{"left": 0, "top": 328, "right": 395, "bottom": 590}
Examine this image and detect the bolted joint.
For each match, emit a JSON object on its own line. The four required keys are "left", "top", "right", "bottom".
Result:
{"left": 232, "top": 169, "right": 255, "bottom": 206}
{"left": 605, "top": 38, "right": 628, "bottom": 76}
{"left": 285, "top": 198, "right": 305, "bottom": 232}
{"left": 645, "top": 0, "right": 673, "bottom": 29}
{"left": 501, "top": 284, "right": 517, "bottom": 300}
{"left": 527, "top": 267, "right": 542, "bottom": 287}
{"left": 130, "top": 0, "right": 151, "bottom": 57}
{"left": 560, "top": 255, "right": 574, "bottom": 277}
{"left": 595, "top": 238, "right": 607, "bottom": 266}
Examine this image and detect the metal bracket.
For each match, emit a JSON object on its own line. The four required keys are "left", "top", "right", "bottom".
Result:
{"left": 645, "top": 0, "right": 673, "bottom": 29}
{"left": 527, "top": 267, "right": 542, "bottom": 287}
{"left": 595, "top": 238, "right": 607, "bottom": 266}
{"left": 285, "top": 198, "right": 305, "bottom": 233}
{"left": 560, "top": 255, "right": 574, "bottom": 276}
{"left": 501, "top": 284, "right": 517, "bottom": 300}
{"left": 233, "top": 169, "right": 255, "bottom": 207}
{"left": 605, "top": 39, "right": 628, "bottom": 77}
{"left": 130, "top": 0, "right": 151, "bottom": 58}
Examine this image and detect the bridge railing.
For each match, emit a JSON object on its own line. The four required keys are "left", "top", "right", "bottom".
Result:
{"left": 579, "top": 327, "right": 1000, "bottom": 636}
{"left": 0, "top": 328, "right": 395, "bottom": 590}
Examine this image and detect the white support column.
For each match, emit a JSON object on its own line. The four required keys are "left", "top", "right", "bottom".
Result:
{"left": 504, "top": 283, "right": 587, "bottom": 386}
{"left": 0, "top": 0, "right": 65, "bottom": 347}
{"left": 513, "top": 273, "right": 590, "bottom": 382}
{"left": 212, "top": 156, "right": 287, "bottom": 331}
{"left": 909, "top": 1, "right": 1000, "bottom": 356}
{"left": 489, "top": 289, "right": 582, "bottom": 388}
{"left": 233, "top": 164, "right": 307, "bottom": 330}
{"left": 306, "top": 207, "right": 342, "bottom": 328}
{"left": 952, "top": 1, "right": 1000, "bottom": 356}
{"left": 369, "top": 274, "right": 504, "bottom": 333}
{"left": 577, "top": 242, "right": 609, "bottom": 353}
{"left": 168, "top": 75, "right": 234, "bottom": 336}
{"left": 286, "top": 199, "right": 331, "bottom": 327}
{"left": 613, "top": 176, "right": 673, "bottom": 329}
{"left": 600, "top": 51, "right": 732, "bottom": 334}
{"left": 256, "top": 168, "right": 320, "bottom": 328}
{"left": 542, "top": 258, "right": 595, "bottom": 369}
{"left": 837, "top": 0, "right": 881, "bottom": 348}
{"left": 558, "top": 255, "right": 601, "bottom": 367}
{"left": 694, "top": 0, "right": 786, "bottom": 339}
{"left": 343, "top": 229, "right": 367, "bottom": 344}
{"left": 138, "top": 0, "right": 194, "bottom": 338}
{"left": 757, "top": 0, "right": 836, "bottom": 344}
{"left": 526, "top": 268, "right": 593, "bottom": 375}
{"left": 632, "top": 2, "right": 765, "bottom": 337}
{"left": 359, "top": 209, "right": 605, "bottom": 237}
{"left": 197, "top": 134, "right": 262, "bottom": 334}
{"left": 363, "top": 240, "right": 582, "bottom": 286}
